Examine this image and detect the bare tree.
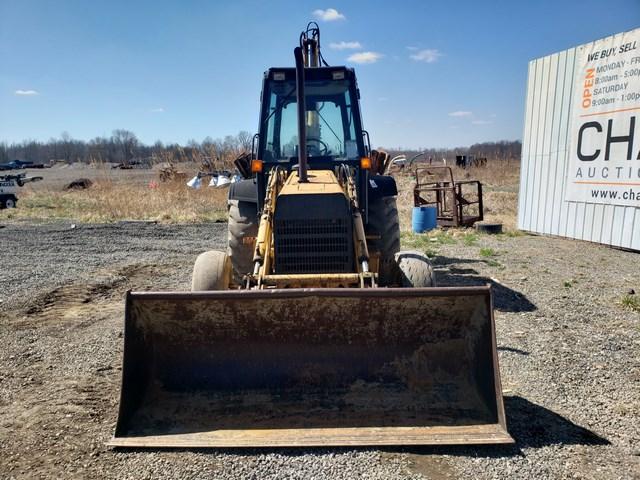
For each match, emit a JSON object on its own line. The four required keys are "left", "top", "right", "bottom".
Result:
{"left": 0, "top": 142, "right": 8, "bottom": 162}
{"left": 237, "top": 130, "right": 252, "bottom": 152}
{"left": 60, "top": 131, "right": 73, "bottom": 163}
{"left": 111, "top": 129, "right": 138, "bottom": 165}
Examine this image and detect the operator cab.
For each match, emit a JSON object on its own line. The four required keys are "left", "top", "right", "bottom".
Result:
{"left": 258, "top": 66, "right": 367, "bottom": 169}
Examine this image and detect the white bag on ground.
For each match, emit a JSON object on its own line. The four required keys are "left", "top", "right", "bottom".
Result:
{"left": 187, "top": 175, "right": 202, "bottom": 189}
{"left": 216, "top": 174, "right": 231, "bottom": 188}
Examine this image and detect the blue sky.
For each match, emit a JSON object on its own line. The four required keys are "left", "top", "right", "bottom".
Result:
{"left": 1, "top": 0, "right": 638, "bottom": 148}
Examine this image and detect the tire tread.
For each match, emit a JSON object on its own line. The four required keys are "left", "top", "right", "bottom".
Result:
{"left": 395, "top": 250, "right": 436, "bottom": 288}
{"left": 367, "top": 196, "right": 401, "bottom": 285}
{"left": 227, "top": 200, "right": 258, "bottom": 283}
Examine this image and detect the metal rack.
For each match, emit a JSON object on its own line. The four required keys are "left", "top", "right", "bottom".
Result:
{"left": 413, "top": 166, "right": 483, "bottom": 227}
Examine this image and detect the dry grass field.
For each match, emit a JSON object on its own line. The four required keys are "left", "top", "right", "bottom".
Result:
{"left": 1, "top": 159, "right": 520, "bottom": 228}
{"left": 1, "top": 162, "right": 228, "bottom": 223}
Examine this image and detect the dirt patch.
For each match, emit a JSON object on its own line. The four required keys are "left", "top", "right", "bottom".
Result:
{"left": 11, "top": 265, "right": 173, "bottom": 329}
{"left": 403, "top": 453, "right": 458, "bottom": 479}
{"left": 25, "top": 277, "right": 123, "bottom": 319}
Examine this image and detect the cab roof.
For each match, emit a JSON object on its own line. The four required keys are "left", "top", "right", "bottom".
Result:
{"left": 263, "top": 66, "right": 356, "bottom": 82}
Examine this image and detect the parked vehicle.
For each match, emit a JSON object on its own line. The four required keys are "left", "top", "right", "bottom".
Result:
{"left": 0, "top": 173, "right": 43, "bottom": 208}
{"left": 0, "top": 160, "right": 40, "bottom": 170}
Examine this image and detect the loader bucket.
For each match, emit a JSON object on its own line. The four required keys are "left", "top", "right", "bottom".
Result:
{"left": 109, "top": 287, "right": 513, "bottom": 448}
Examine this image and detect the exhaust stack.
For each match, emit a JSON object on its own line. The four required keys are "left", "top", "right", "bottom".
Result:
{"left": 294, "top": 46, "right": 308, "bottom": 183}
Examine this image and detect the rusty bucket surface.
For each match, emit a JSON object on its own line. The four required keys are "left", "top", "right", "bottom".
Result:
{"left": 109, "top": 287, "right": 513, "bottom": 448}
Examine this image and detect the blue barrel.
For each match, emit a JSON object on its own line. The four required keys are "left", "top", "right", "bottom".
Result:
{"left": 412, "top": 206, "right": 437, "bottom": 233}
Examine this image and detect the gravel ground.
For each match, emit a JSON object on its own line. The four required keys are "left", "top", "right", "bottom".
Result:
{"left": 0, "top": 221, "right": 638, "bottom": 479}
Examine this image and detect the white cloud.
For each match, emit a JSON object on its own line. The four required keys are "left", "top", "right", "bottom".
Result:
{"left": 150, "top": 107, "right": 165, "bottom": 113}
{"left": 448, "top": 111, "right": 472, "bottom": 117}
{"left": 409, "top": 49, "right": 442, "bottom": 63}
{"left": 347, "top": 51, "right": 383, "bottom": 64}
{"left": 472, "top": 120, "right": 493, "bottom": 125}
{"left": 14, "top": 89, "right": 39, "bottom": 96}
{"left": 329, "top": 41, "right": 362, "bottom": 50}
{"left": 406, "top": 46, "right": 419, "bottom": 51}
{"left": 312, "top": 8, "right": 345, "bottom": 21}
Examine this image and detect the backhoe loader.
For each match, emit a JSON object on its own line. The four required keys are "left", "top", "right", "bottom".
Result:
{"left": 110, "top": 24, "right": 513, "bottom": 448}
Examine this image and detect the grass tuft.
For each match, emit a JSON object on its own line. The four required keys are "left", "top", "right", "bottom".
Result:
{"left": 463, "top": 233, "right": 479, "bottom": 246}
{"left": 621, "top": 295, "right": 640, "bottom": 312}
{"left": 479, "top": 247, "right": 497, "bottom": 257}
{"left": 484, "top": 259, "right": 504, "bottom": 269}
{"left": 400, "top": 231, "right": 439, "bottom": 258}
{"left": 430, "top": 230, "right": 457, "bottom": 245}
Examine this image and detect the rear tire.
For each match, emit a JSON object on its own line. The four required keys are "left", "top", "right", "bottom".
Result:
{"left": 4, "top": 197, "right": 16, "bottom": 209}
{"left": 395, "top": 250, "right": 436, "bottom": 288}
{"left": 228, "top": 200, "right": 259, "bottom": 284}
{"left": 191, "top": 250, "right": 232, "bottom": 291}
{"left": 367, "top": 196, "right": 401, "bottom": 286}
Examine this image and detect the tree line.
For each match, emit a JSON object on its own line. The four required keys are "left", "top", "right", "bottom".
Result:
{"left": 1, "top": 131, "right": 521, "bottom": 167}
{"left": 386, "top": 140, "right": 522, "bottom": 164}
{"left": 0, "top": 130, "right": 253, "bottom": 168}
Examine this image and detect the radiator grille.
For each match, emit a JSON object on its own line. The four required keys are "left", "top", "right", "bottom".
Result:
{"left": 274, "top": 218, "right": 352, "bottom": 274}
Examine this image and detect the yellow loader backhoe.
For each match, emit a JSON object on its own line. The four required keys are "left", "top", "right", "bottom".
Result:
{"left": 110, "top": 24, "right": 513, "bottom": 448}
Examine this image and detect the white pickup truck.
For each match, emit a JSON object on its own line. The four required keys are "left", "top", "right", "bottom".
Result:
{"left": 0, "top": 173, "right": 43, "bottom": 209}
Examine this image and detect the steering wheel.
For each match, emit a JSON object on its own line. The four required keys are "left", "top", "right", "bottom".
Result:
{"left": 306, "top": 136, "right": 329, "bottom": 156}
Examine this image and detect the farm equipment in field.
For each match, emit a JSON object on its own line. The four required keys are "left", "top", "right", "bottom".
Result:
{"left": 110, "top": 23, "right": 512, "bottom": 448}
{"left": 414, "top": 166, "right": 484, "bottom": 228}
{"left": 0, "top": 173, "right": 43, "bottom": 209}
{"left": 158, "top": 160, "right": 187, "bottom": 183}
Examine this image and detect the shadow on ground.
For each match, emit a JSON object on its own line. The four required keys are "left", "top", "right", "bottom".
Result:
{"left": 503, "top": 396, "right": 608, "bottom": 449}
{"left": 433, "top": 255, "right": 536, "bottom": 313}
{"left": 380, "top": 395, "right": 610, "bottom": 459}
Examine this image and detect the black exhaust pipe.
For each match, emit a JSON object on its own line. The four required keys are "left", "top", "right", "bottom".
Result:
{"left": 294, "top": 46, "right": 308, "bottom": 183}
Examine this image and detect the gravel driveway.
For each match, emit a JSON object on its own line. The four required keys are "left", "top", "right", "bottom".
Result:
{"left": 0, "top": 221, "right": 638, "bottom": 479}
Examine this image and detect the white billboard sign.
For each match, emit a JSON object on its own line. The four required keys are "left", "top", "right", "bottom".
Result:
{"left": 565, "top": 30, "right": 640, "bottom": 207}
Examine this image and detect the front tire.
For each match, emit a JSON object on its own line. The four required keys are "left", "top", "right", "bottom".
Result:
{"left": 395, "top": 250, "right": 436, "bottom": 288}
{"left": 366, "top": 196, "right": 401, "bottom": 286}
{"left": 191, "top": 250, "right": 232, "bottom": 291}
{"left": 227, "top": 200, "right": 259, "bottom": 284}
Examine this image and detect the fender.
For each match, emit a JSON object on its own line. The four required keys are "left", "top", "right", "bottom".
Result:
{"left": 368, "top": 175, "right": 398, "bottom": 200}
{"left": 228, "top": 178, "right": 258, "bottom": 204}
